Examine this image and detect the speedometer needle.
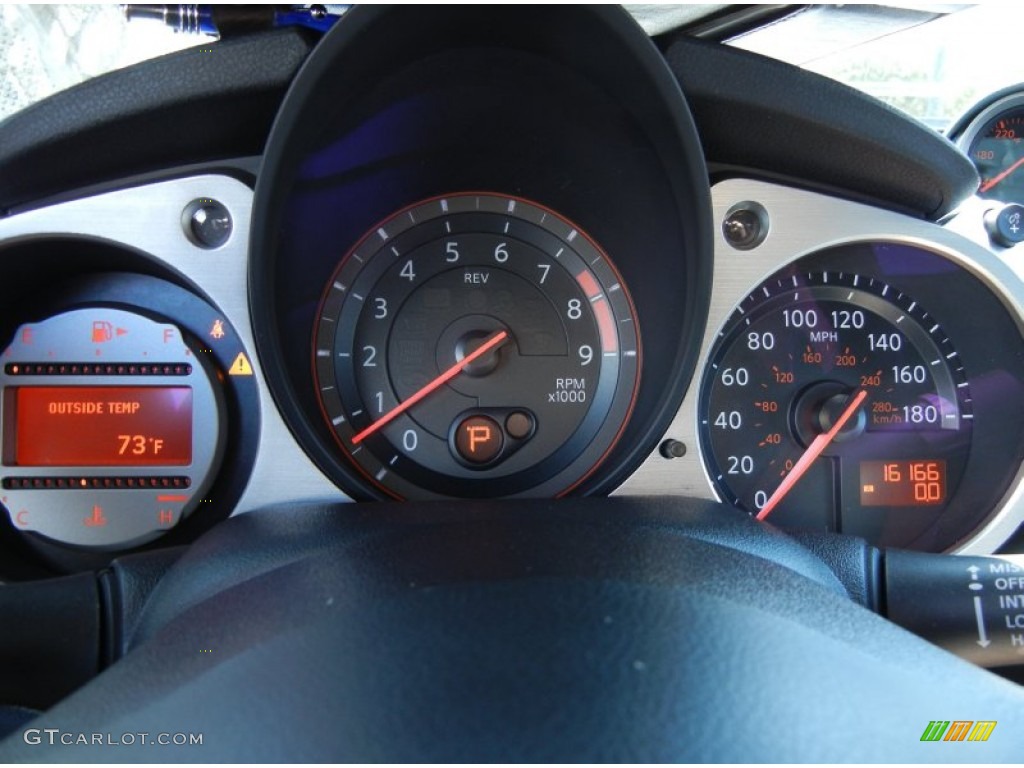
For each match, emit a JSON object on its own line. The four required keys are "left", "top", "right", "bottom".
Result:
{"left": 756, "top": 389, "right": 867, "bottom": 521}
{"left": 980, "top": 157, "right": 1024, "bottom": 193}
{"left": 351, "top": 330, "right": 509, "bottom": 445}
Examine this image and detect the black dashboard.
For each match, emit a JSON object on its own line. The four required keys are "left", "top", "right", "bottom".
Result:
{"left": 1, "top": 5, "right": 1023, "bottom": 761}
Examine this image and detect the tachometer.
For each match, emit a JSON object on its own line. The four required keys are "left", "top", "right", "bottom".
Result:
{"left": 698, "top": 270, "right": 972, "bottom": 546}
{"left": 313, "top": 193, "right": 641, "bottom": 499}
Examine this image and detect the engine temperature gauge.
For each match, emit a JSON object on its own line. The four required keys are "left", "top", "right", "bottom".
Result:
{"left": 698, "top": 270, "right": 972, "bottom": 546}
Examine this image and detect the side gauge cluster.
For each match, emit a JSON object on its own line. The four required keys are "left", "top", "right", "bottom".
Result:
{"left": 956, "top": 91, "right": 1024, "bottom": 205}
{"left": 695, "top": 238, "right": 1024, "bottom": 552}
{"left": 952, "top": 89, "right": 1024, "bottom": 249}
{"left": 0, "top": 271, "right": 260, "bottom": 564}
{"left": 1, "top": 308, "right": 223, "bottom": 549}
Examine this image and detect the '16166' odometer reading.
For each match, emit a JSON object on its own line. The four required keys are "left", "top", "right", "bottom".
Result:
{"left": 859, "top": 460, "right": 946, "bottom": 507}
{"left": 699, "top": 270, "right": 972, "bottom": 546}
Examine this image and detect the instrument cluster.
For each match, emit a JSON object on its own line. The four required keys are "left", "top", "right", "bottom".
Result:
{"left": 1, "top": 9, "right": 1024, "bottom": 579}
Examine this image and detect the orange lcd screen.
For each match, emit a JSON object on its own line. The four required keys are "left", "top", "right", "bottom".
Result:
{"left": 11, "top": 387, "right": 192, "bottom": 466}
{"left": 859, "top": 460, "right": 946, "bottom": 507}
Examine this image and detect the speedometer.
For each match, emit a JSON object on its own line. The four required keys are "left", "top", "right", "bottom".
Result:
{"left": 699, "top": 269, "right": 972, "bottom": 546}
{"left": 313, "top": 193, "right": 641, "bottom": 500}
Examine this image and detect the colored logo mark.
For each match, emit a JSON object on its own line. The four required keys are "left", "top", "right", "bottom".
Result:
{"left": 920, "top": 720, "right": 996, "bottom": 742}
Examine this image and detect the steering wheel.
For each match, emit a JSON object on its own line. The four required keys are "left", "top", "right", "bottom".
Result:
{"left": 2, "top": 497, "right": 1022, "bottom": 761}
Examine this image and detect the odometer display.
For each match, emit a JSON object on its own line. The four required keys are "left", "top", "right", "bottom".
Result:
{"left": 859, "top": 460, "right": 946, "bottom": 507}
{"left": 699, "top": 270, "right": 972, "bottom": 546}
{"left": 314, "top": 193, "right": 641, "bottom": 499}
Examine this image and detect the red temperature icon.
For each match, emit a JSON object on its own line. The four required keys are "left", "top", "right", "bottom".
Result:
{"left": 84, "top": 504, "right": 108, "bottom": 527}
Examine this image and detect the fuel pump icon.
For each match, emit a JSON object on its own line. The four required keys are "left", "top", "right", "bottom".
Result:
{"left": 91, "top": 321, "right": 113, "bottom": 343}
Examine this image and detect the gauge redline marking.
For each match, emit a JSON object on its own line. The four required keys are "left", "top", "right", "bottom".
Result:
{"left": 576, "top": 268, "right": 618, "bottom": 353}
{"left": 575, "top": 270, "right": 601, "bottom": 297}
{"left": 593, "top": 300, "right": 618, "bottom": 353}
{"left": 979, "top": 156, "right": 1024, "bottom": 193}
{"left": 756, "top": 389, "right": 867, "bottom": 521}
{"left": 350, "top": 330, "right": 510, "bottom": 445}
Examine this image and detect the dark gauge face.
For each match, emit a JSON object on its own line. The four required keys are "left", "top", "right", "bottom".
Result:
{"left": 968, "top": 110, "right": 1024, "bottom": 203}
{"left": 313, "top": 193, "right": 641, "bottom": 499}
{"left": 699, "top": 271, "right": 972, "bottom": 547}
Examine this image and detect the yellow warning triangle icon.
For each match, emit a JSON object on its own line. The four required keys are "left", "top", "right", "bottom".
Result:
{"left": 228, "top": 352, "right": 253, "bottom": 376}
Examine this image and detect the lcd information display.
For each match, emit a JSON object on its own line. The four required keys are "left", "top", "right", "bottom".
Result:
{"left": 860, "top": 460, "right": 946, "bottom": 507}
{"left": 9, "top": 387, "right": 192, "bottom": 466}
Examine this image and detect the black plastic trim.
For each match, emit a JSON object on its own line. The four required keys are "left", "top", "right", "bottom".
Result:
{"left": 0, "top": 29, "right": 313, "bottom": 215}
{"left": 947, "top": 82, "right": 1024, "bottom": 141}
{"left": 0, "top": 15, "right": 978, "bottom": 225}
{"left": 661, "top": 36, "right": 979, "bottom": 220}
{"left": 0, "top": 572, "right": 100, "bottom": 711}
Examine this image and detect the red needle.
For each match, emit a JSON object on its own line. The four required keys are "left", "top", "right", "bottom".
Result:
{"left": 979, "top": 157, "right": 1024, "bottom": 193}
{"left": 351, "top": 330, "right": 509, "bottom": 445}
{"left": 756, "top": 389, "right": 867, "bottom": 522}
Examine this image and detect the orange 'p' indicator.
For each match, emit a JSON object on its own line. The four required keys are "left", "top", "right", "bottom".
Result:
{"left": 468, "top": 425, "right": 492, "bottom": 454}
{"left": 454, "top": 415, "right": 503, "bottom": 465}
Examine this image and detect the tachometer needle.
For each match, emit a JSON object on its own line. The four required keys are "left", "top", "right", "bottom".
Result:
{"left": 351, "top": 330, "right": 509, "bottom": 445}
{"left": 756, "top": 389, "right": 867, "bottom": 521}
{"left": 979, "top": 157, "right": 1024, "bottom": 193}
